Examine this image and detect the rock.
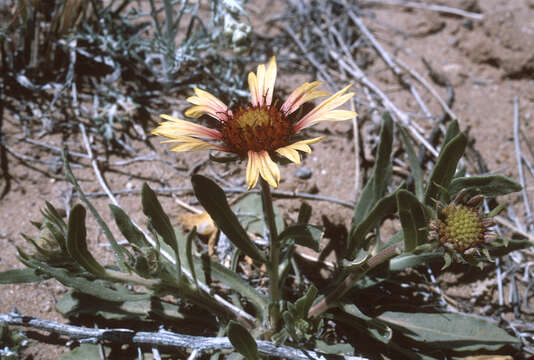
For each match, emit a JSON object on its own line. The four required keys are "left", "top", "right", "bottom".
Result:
{"left": 295, "top": 167, "right": 312, "bottom": 180}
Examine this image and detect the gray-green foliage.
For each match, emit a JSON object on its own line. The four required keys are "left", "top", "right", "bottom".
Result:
{"left": 0, "top": 115, "right": 528, "bottom": 359}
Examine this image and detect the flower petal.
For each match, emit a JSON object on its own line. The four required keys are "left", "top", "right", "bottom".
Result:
{"left": 248, "top": 72, "right": 259, "bottom": 107}
{"left": 256, "top": 63, "right": 266, "bottom": 107}
{"left": 153, "top": 115, "right": 222, "bottom": 140}
{"left": 164, "top": 136, "right": 227, "bottom": 152}
{"left": 294, "top": 84, "right": 357, "bottom": 132}
{"left": 281, "top": 81, "right": 329, "bottom": 115}
{"left": 246, "top": 151, "right": 260, "bottom": 190}
{"left": 264, "top": 56, "right": 277, "bottom": 106}
{"left": 185, "top": 88, "right": 230, "bottom": 121}
{"left": 258, "top": 151, "right": 280, "bottom": 188}
{"left": 276, "top": 146, "right": 301, "bottom": 164}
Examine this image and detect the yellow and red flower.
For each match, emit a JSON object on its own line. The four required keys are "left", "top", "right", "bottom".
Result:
{"left": 152, "top": 56, "right": 357, "bottom": 189}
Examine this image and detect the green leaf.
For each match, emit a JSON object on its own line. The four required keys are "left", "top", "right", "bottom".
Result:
{"left": 0, "top": 268, "right": 49, "bottom": 284}
{"left": 314, "top": 340, "right": 354, "bottom": 355}
{"left": 297, "top": 202, "right": 312, "bottom": 224}
{"left": 396, "top": 190, "right": 428, "bottom": 252}
{"left": 448, "top": 175, "right": 522, "bottom": 199}
{"left": 294, "top": 285, "right": 318, "bottom": 319}
{"left": 66, "top": 205, "right": 108, "bottom": 277}
{"left": 389, "top": 252, "right": 441, "bottom": 271}
{"left": 62, "top": 150, "right": 127, "bottom": 271}
{"left": 348, "top": 189, "right": 399, "bottom": 258}
{"left": 141, "top": 183, "right": 179, "bottom": 261}
{"left": 232, "top": 192, "right": 284, "bottom": 235}
{"left": 424, "top": 132, "right": 467, "bottom": 205}
{"left": 399, "top": 128, "right": 424, "bottom": 201}
{"left": 278, "top": 224, "right": 323, "bottom": 252}
{"left": 228, "top": 321, "right": 259, "bottom": 360}
{"left": 442, "top": 120, "right": 460, "bottom": 146}
{"left": 192, "top": 175, "right": 266, "bottom": 264}
{"left": 378, "top": 311, "right": 520, "bottom": 351}
{"left": 60, "top": 344, "right": 103, "bottom": 360}
{"left": 109, "top": 204, "right": 146, "bottom": 247}
{"left": 186, "top": 227, "right": 198, "bottom": 289}
{"left": 335, "top": 304, "right": 392, "bottom": 344}
{"left": 21, "top": 259, "right": 149, "bottom": 302}
{"left": 352, "top": 113, "right": 393, "bottom": 225}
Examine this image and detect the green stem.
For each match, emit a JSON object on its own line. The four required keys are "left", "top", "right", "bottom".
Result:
{"left": 307, "top": 242, "right": 403, "bottom": 318}
{"left": 260, "top": 178, "right": 281, "bottom": 327}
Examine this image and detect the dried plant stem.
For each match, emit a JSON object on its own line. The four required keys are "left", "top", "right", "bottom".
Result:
{"left": 514, "top": 97, "right": 533, "bottom": 231}
{"left": 0, "top": 312, "right": 368, "bottom": 360}
{"left": 360, "top": 0, "right": 484, "bottom": 20}
{"left": 260, "top": 178, "right": 281, "bottom": 328}
{"left": 308, "top": 242, "right": 403, "bottom": 318}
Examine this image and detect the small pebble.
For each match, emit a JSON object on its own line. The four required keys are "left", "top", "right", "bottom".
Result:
{"left": 295, "top": 167, "right": 312, "bottom": 180}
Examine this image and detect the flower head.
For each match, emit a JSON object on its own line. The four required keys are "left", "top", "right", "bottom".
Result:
{"left": 152, "top": 56, "right": 357, "bottom": 189}
{"left": 429, "top": 191, "right": 497, "bottom": 258}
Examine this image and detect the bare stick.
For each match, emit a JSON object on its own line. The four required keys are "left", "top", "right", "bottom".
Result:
{"left": 513, "top": 97, "right": 533, "bottom": 231}
{"left": 495, "top": 216, "right": 534, "bottom": 244}
{"left": 0, "top": 312, "right": 368, "bottom": 360}
{"left": 360, "top": 0, "right": 484, "bottom": 20}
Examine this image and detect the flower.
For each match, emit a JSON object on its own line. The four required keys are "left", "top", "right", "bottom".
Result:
{"left": 152, "top": 56, "right": 357, "bottom": 189}
{"left": 429, "top": 191, "right": 497, "bottom": 255}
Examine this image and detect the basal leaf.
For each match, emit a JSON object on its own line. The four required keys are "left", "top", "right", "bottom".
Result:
{"left": 378, "top": 311, "right": 519, "bottom": 351}
{"left": 228, "top": 321, "right": 259, "bottom": 360}
{"left": 399, "top": 128, "right": 424, "bottom": 201}
{"left": 0, "top": 268, "right": 49, "bottom": 284}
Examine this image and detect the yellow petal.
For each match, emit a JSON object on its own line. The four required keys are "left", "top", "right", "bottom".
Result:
{"left": 281, "top": 81, "right": 328, "bottom": 115}
{"left": 256, "top": 63, "right": 266, "bottom": 106}
{"left": 153, "top": 115, "right": 222, "bottom": 140}
{"left": 185, "top": 88, "right": 229, "bottom": 121}
{"left": 294, "top": 85, "right": 356, "bottom": 131}
{"left": 264, "top": 56, "right": 277, "bottom": 106}
{"left": 246, "top": 151, "right": 260, "bottom": 190}
{"left": 167, "top": 137, "right": 224, "bottom": 152}
{"left": 287, "top": 136, "right": 324, "bottom": 153}
{"left": 248, "top": 72, "right": 259, "bottom": 107}
{"left": 258, "top": 151, "right": 280, "bottom": 188}
{"left": 275, "top": 146, "right": 301, "bottom": 164}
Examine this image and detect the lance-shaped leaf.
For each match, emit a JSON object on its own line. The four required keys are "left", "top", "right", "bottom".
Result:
{"left": 228, "top": 320, "right": 259, "bottom": 360}
{"left": 278, "top": 224, "right": 323, "bottom": 252}
{"left": 348, "top": 189, "right": 399, "bottom": 258}
{"left": 396, "top": 190, "right": 428, "bottom": 252}
{"left": 109, "top": 204, "right": 146, "bottom": 247}
{"left": 141, "top": 183, "right": 181, "bottom": 273}
{"left": 378, "top": 311, "right": 519, "bottom": 351}
{"left": 399, "top": 128, "right": 424, "bottom": 201}
{"left": 443, "top": 120, "right": 460, "bottom": 146}
{"left": 20, "top": 259, "right": 149, "bottom": 302}
{"left": 294, "top": 284, "right": 318, "bottom": 319}
{"left": 389, "top": 252, "right": 441, "bottom": 271}
{"left": 424, "top": 132, "right": 467, "bottom": 205}
{"left": 0, "top": 268, "right": 49, "bottom": 284}
{"left": 334, "top": 304, "right": 393, "bottom": 344}
{"left": 62, "top": 150, "right": 127, "bottom": 271}
{"left": 192, "top": 175, "right": 267, "bottom": 264}
{"left": 352, "top": 113, "right": 393, "bottom": 226}
{"left": 66, "top": 204, "right": 108, "bottom": 277}
{"left": 449, "top": 175, "right": 522, "bottom": 199}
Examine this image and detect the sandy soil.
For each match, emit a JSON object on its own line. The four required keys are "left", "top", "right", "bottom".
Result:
{"left": 1, "top": 0, "right": 533, "bottom": 358}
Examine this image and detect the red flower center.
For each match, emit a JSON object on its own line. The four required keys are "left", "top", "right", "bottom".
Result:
{"left": 219, "top": 104, "right": 295, "bottom": 156}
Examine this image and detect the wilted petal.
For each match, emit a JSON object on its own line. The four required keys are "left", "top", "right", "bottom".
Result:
{"left": 264, "top": 56, "right": 277, "bottom": 106}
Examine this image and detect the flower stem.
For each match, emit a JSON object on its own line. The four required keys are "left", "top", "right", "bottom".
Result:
{"left": 307, "top": 242, "right": 403, "bottom": 318}
{"left": 260, "top": 178, "right": 281, "bottom": 327}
